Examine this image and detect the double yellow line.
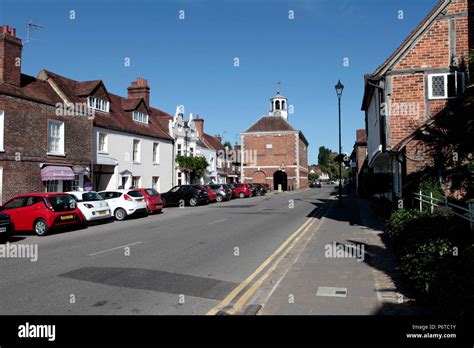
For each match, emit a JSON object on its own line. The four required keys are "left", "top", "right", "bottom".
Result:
{"left": 206, "top": 202, "right": 330, "bottom": 315}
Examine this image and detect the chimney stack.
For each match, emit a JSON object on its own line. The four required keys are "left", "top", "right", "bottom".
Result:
{"left": 0, "top": 24, "right": 22, "bottom": 87}
{"left": 127, "top": 77, "right": 150, "bottom": 106}
{"left": 215, "top": 134, "right": 222, "bottom": 143}
{"left": 194, "top": 116, "right": 204, "bottom": 137}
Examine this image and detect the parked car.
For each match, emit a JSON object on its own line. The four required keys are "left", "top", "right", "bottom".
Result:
{"left": 98, "top": 189, "right": 147, "bottom": 221}
{"left": 231, "top": 183, "right": 252, "bottom": 198}
{"left": 0, "top": 193, "right": 85, "bottom": 236}
{"left": 222, "top": 184, "right": 234, "bottom": 200}
{"left": 135, "top": 188, "right": 164, "bottom": 213}
{"left": 209, "top": 184, "right": 232, "bottom": 202}
{"left": 161, "top": 185, "right": 209, "bottom": 207}
{"left": 200, "top": 185, "right": 217, "bottom": 202}
{"left": 246, "top": 183, "right": 258, "bottom": 197}
{"left": 67, "top": 191, "right": 112, "bottom": 222}
{"left": 253, "top": 183, "right": 267, "bottom": 196}
{"left": 0, "top": 212, "right": 14, "bottom": 242}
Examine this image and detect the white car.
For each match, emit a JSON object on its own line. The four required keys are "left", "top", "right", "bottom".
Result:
{"left": 98, "top": 189, "right": 147, "bottom": 221}
{"left": 67, "top": 191, "right": 112, "bottom": 222}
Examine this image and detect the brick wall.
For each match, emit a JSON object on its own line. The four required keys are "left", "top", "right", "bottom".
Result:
{"left": 0, "top": 95, "right": 92, "bottom": 202}
{"left": 0, "top": 31, "right": 21, "bottom": 87}
{"left": 242, "top": 131, "right": 308, "bottom": 188}
{"left": 388, "top": 0, "right": 471, "bottom": 174}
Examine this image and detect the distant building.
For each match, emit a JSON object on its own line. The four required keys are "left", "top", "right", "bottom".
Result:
{"left": 240, "top": 87, "right": 309, "bottom": 190}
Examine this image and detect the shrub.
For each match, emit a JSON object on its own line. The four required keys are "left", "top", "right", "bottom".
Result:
{"left": 399, "top": 238, "right": 453, "bottom": 298}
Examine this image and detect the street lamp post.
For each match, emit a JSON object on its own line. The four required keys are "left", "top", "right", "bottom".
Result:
{"left": 184, "top": 124, "right": 190, "bottom": 185}
{"left": 335, "top": 80, "right": 344, "bottom": 207}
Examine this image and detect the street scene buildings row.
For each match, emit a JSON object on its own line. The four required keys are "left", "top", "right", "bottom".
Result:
{"left": 0, "top": 24, "right": 309, "bottom": 203}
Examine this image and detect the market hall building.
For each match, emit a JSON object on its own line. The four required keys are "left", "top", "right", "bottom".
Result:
{"left": 240, "top": 89, "right": 309, "bottom": 190}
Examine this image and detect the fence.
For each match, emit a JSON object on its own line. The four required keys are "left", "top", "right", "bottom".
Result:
{"left": 412, "top": 191, "right": 474, "bottom": 230}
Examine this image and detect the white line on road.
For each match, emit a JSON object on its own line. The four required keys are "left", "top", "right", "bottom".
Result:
{"left": 208, "top": 218, "right": 227, "bottom": 225}
{"left": 88, "top": 241, "right": 142, "bottom": 256}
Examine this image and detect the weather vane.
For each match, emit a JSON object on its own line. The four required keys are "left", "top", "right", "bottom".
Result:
{"left": 277, "top": 81, "right": 281, "bottom": 95}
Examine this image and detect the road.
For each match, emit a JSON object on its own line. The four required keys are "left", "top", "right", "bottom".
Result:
{"left": 0, "top": 187, "right": 334, "bottom": 315}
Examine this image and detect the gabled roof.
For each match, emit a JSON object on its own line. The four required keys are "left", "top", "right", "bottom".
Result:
{"left": 244, "top": 115, "right": 295, "bottom": 132}
{"left": 0, "top": 74, "right": 63, "bottom": 106}
{"left": 371, "top": 0, "right": 449, "bottom": 77}
{"left": 201, "top": 133, "right": 224, "bottom": 151}
{"left": 41, "top": 70, "right": 173, "bottom": 141}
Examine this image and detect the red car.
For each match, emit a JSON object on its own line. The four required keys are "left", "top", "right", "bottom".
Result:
{"left": 135, "top": 188, "right": 163, "bottom": 213}
{"left": 232, "top": 183, "right": 252, "bottom": 198}
{"left": 0, "top": 193, "right": 85, "bottom": 236}
{"left": 203, "top": 185, "right": 217, "bottom": 202}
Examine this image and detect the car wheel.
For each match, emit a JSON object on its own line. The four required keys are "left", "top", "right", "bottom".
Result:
{"left": 239, "top": 192, "right": 245, "bottom": 198}
{"left": 161, "top": 197, "right": 167, "bottom": 207}
{"left": 34, "top": 219, "right": 49, "bottom": 236}
{"left": 114, "top": 208, "right": 127, "bottom": 221}
{"left": 216, "top": 195, "right": 223, "bottom": 202}
{"left": 189, "top": 197, "right": 198, "bottom": 207}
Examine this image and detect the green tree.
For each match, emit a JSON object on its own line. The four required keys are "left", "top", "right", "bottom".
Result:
{"left": 317, "top": 146, "right": 332, "bottom": 166}
{"left": 175, "top": 154, "right": 209, "bottom": 183}
{"left": 223, "top": 141, "right": 232, "bottom": 149}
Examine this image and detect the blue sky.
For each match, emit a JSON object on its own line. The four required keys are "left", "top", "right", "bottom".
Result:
{"left": 1, "top": 0, "right": 439, "bottom": 163}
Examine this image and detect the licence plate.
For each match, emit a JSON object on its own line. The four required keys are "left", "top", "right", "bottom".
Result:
{"left": 60, "top": 215, "right": 74, "bottom": 220}
{"left": 136, "top": 199, "right": 143, "bottom": 203}
{"left": 0, "top": 227, "right": 6, "bottom": 233}
{"left": 97, "top": 210, "right": 107, "bottom": 215}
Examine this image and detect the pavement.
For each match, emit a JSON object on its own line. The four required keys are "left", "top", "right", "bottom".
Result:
{"left": 252, "top": 193, "right": 424, "bottom": 315}
{"left": 0, "top": 186, "right": 333, "bottom": 315}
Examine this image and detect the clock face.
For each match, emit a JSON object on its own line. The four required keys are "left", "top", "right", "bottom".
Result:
{"left": 274, "top": 111, "right": 281, "bottom": 116}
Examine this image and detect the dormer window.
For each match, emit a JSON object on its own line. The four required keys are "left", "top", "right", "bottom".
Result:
{"left": 88, "top": 96, "right": 110, "bottom": 112}
{"left": 133, "top": 110, "right": 149, "bottom": 124}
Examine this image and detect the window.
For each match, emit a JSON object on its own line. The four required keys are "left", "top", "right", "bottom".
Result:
{"left": 153, "top": 143, "right": 160, "bottom": 163}
{"left": 25, "top": 196, "right": 43, "bottom": 207}
{"left": 88, "top": 96, "right": 109, "bottom": 112}
{"left": 131, "top": 176, "right": 141, "bottom": 188}
{"left": 428, "top": 72, "right": 465, "bottom": 99}
{"left": 266, "top": 143, "right": 273, "bottom": 149}
{"left": 48, "top": 120, "right": 65, "bottom": 155}
{"left": 0, "top": 110, "right": 4, "bottom": 151}
{"left": 4, "top": 197, "right": 25, "bottom": 210}
{"left": 152, "top": 176, "right": 160, "bottom": 191}
{"left": 177, "top": 143, "right": 182, "bottom": 156}
{"left": 190, "top": 147, "right": 194, "bottom": 157}
{"left": 98, "top": 133, "right": 108, "bottom": 153}
{"left": 72, "top": 174, "right": 80, "bottom": 191}
{"left": 133, "top": 139, "right": 141, "bottom": 163}
{"left": 132, "top": 110, "right": 149, "bottom": 124}
{"left": 45, "top": 180, "right": 59, "bottom": 192}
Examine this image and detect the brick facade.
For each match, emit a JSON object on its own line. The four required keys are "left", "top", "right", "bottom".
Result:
{"left": 242, "top": 124, "right": 309, "bottom": 190}
{"left": 0, "top": 93, "right": 93, "bottom": 203}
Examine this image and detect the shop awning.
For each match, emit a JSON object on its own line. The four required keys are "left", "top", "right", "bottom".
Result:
{"left": 72, "top": 165, "right": 90, "bottom": 176}
{"left": 41, "top": 166, "right": 75, "bottom": 181}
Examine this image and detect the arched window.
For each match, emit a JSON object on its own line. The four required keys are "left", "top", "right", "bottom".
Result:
{"left": 282, "top": 100, "right": 285, "bottom": 110}
{"left": 275, "top": 100, "right": 280, "bottom": 110}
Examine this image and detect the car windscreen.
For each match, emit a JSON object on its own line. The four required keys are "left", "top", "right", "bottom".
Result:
{"left": 81, "top": 192, "right": 104, "bottom": 202}
{"left": 146, "top": 189, "right": 159, "bottom": 196}
{"left": 127, "top": 191, "right": 144, "bottom": 198}
{"left": 48, "top": 195, "right": 77, "bottom": 212}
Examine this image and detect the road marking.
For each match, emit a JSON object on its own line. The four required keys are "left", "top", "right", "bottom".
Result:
{"left": 206, "top": 206, "right": 322, "bottom": 315}
{"left": 88, "top": 241, "right": 142, "bottom": 256}
{"left": 232, "top": 214, "right": 323, "bottom": 311}
{"left": 208, "top": 218, "right": 227, "bottom": 225}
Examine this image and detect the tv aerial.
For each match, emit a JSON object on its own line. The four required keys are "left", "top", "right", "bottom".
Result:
{"left": 25, "top": 20, "right": 45, "bottom": 44}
